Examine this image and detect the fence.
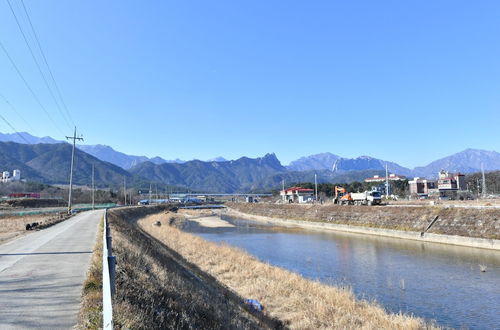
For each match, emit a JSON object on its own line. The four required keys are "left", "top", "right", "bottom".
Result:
{"left": 0, "top": 203, "right": 117, "bottom": 217}
{"left": 102, "top": 209, "right": 116, "bottom": 329}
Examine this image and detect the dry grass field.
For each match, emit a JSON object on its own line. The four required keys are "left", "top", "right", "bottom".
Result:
{"left": 140, "top": 211, "right": 435, "bottom": 329}
{"left": 0, "top": 213, "right": 65, "bottom": 244}
{"left": 106, "top": 206, "right": 275, "bottom": 329}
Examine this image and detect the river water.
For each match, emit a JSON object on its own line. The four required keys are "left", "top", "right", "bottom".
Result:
{"left": 183, "top": 216, "right": 500, "bottom": 329}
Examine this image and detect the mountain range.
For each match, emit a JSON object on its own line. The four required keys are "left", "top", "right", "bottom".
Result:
{"left": 0, "top": 132, "right": 499, "bottom": 192}
{"left": 0, "top": 141, "right": 133, "bottom": 186}
{"left": 0, "top": 132, "right": 225, "bottom": 169}
{"left": 289, "top": 150, "right": 500, "bottom": 178}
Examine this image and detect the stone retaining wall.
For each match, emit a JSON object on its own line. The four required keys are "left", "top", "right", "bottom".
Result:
{"left": 227, "top": 203, "right": 500, "bottom": 240}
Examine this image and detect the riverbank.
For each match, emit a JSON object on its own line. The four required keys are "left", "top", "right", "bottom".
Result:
{"left": 106, "top": 206, "right": 274, "bottom": 329}
{"left": 226, "top": 203, "right": 500, "bottom": 250}
{"left": 140, "top": 209, "right": 432, "bottom": 329}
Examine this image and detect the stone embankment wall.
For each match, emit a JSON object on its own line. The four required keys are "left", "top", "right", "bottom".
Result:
{"left": 227, "top": 203, "right": 500, "bottom": 240}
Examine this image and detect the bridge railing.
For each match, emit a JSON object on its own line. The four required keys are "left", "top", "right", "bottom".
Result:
{"left": 102, "top": 209, "right": 116, "bottom": 329}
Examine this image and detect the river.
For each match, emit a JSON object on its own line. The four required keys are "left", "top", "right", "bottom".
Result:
{"left": 182, "top": 215, "right": 500, "bottom": 329}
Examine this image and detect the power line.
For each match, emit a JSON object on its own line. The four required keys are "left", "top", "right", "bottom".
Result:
{"left": 0, "top": 40, "right": 65, "bottom": 136}
{"left": 0, "top": 111, "right": 30, "bottom": 143}
{"left": 19, "top": 0, "right": 75, "bottom": 127}
{"left": 0, "top": 91, "right": 38, "bottom": 135}
{"left": 6, "top": 0, "right": 73, "bottom": 130}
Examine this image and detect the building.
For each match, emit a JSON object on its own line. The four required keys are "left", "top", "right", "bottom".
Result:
{"left": 9, "top": 192, "right": 40, "bottom": 199}
{"left": 364, "top": 173, "right": 406, "bottom": 183}
{"left": 280, "top": 187, "right": 314, "bottom": 203}
{"left": 409, "top": 170, "right": 466, "bottom": 198}
{"left": 1, "top": 169, "right": 21, "bottom": 182}
{"left": 437, "top": 170, "right": 466, "bottom": 192}
{"left": 409, "top": 177, "right": 436, "bottom": 195}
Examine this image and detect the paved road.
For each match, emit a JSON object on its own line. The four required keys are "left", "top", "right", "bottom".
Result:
{"left": 0, "top": 209, "right": 103, "bottom": 329}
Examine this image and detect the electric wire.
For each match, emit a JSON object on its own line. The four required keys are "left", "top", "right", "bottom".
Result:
{"left": 0, "top": 111, "right": 30, "bottom": 143}
{"left": 6, "top": 0, "right": 72, "bottom": 130}
{"left": 19, "top": 0, "right": 75, "bottom": 126}
{"left": 0, "top": 91, "right": 39, "bottom": 135}
{"left": 0, "top": 40, "right": 65, "bottom": 136}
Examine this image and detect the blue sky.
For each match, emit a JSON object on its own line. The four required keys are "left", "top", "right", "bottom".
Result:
{"left": 0, "top": 0, "right": 498, "bottom": 168}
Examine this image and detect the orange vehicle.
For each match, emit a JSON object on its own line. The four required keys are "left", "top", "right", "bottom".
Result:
{"left": 333, "top": 186, "right": 352, "bottom": 205}
{"left": 333, "top": 186, "right": 382, "bottom": 206}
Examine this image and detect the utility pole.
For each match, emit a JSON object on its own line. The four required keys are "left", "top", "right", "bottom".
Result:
{"left": 91, "top": 164, "right": 95, "bottom": 210}
{"left": 385, "top": 163, "right": 389, "bottom": 197}
{"left": 123, "top": 177, "right": 127, "bottom": 206}
{"left": 66, "top": 127, "right": 83, "bottom": 214}
{"left": 149, "top": 183, "right": 152, "bottom": 204}
{"left": 314, "top": 173, "right": 318, "bottom": 202}
{"left": 481, "top": 163, "right": 487, "bottom": 198}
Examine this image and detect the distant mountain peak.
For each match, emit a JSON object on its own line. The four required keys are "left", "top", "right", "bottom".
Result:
{"left": 207, "top": 156, "right": 227, "bottom": 162}
{"left": 287, "top": 152, "right": 340, "bottom": 171}
{"left": 0, "top": 132, "right": 63, "bottom": 144}
{"left": 411, "top": 148, "right": 500, "bottom": 178}
{"left": 262, "top": 152, "right": 278, "bottom": 160}
{"left": 259, "top": 153, "right": 283, "bottom": 168}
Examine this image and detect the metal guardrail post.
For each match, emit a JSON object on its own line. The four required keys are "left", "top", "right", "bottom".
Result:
{"left": 102, "top": 209, "right": 114, "bottom": 329}
{"left": 108, "top": 255, "right": 116, "bottom": 296}
{"left": 106, "top": 235, "right": 112, "bottom": 254}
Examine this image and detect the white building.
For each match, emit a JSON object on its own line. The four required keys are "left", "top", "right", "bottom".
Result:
{"left": 12, "top": 169, "right": 20, "bottom": 181}
{"left": 280, "top": 187, "right": 314, "bottom": 203}
{"left": 365, "top": 173, "right": 406, "bottom": 183}
{"left": 1, "top": 169, "right": 21, "bottom": 182}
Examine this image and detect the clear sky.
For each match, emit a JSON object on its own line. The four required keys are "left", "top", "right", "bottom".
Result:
{"left": 0, "top": 0, "right": 498, "bottom": 168}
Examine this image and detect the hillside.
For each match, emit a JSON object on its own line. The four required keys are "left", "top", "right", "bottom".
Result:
{"left": 130, "top": 153, "right": 286, "bottom": 192}
{"left": 0, "top": 142, "right": 133, "bottom": 187}
{"left": 412, "top": 149, "right": 500, "bottom": 178}
{"left": 77, "top": 144, "right": 169, "bottom": 170}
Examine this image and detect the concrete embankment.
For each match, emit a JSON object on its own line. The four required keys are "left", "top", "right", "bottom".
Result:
{"left": 226, "top": 203, "right": 500, "bottom": 251}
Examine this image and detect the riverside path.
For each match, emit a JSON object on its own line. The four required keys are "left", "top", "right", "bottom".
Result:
{"left": 0, "top": 209, "right": 103, "bottom": 329}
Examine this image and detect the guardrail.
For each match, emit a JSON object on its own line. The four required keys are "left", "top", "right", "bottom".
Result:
{"left": 102, "top": 209, "right": 116, "bottom": 329}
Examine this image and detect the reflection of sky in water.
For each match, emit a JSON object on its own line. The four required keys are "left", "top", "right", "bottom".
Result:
{"left": 183, "top": 217, "right": 500, "bottom": 329}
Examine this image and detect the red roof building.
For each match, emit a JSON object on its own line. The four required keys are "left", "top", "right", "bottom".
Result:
{"left": 280, "top": 187, "right": 314, "bottom": 203}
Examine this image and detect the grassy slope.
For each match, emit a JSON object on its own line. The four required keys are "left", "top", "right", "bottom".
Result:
{"left": 139, "top": 211, "right": 433, "bottom": 329}
{"left": 78, "top": 217, "right": 104, "bottom": 329}
{"left": 107, "top": 206, "right": 273, "bottom": 329}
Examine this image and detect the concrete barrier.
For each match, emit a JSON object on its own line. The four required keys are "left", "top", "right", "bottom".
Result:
{"left": 227, "top": 208, "right": 500, "bottom": 251}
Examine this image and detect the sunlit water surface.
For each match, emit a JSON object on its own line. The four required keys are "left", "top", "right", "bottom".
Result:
{"left": 182, "top": 216, "right": 500, "bottom": 329}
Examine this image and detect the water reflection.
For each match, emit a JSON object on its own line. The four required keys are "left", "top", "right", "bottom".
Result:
{"left": 182, "top": 216, "right": 500, "bottom": 329}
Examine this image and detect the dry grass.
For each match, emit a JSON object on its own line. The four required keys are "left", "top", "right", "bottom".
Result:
{"left": 139, "top": 212, "right": 434, "bottom": 330}
{"left": 107, "top": 206, "right": 270, "bottom": 329}
{"left": 77, "top": 217, "right": 103, "bottom": 329}
{"left": 0, "top": 213, "right": 65, "bottom": 244}
{"left": 0, "top": 214, "right": 52, "bottom": 232}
